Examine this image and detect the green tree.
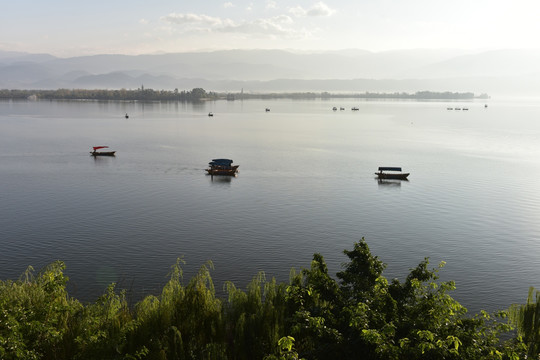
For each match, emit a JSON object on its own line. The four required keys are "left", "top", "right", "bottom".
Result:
{"left": 0, "top": 261, "right": 82, "bottom": 360}
{"left": 509, "top": 287, "right": 540, "bottom": 358}
{"left": 285, "top": 254, "right": 343, "bottom": 359}
{"left": 334, "top": 239, "right": 524, "bottom": 360}
{"left": 190, "top": 88, "right": 207, "bottom": 101}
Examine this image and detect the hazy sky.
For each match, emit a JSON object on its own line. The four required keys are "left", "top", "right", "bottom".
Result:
{"left": 2, "top": 0, "right": 539, "bottom": 57}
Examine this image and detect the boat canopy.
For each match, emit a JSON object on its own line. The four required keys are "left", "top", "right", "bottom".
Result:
{"left": 208, "top": 159, "right": 232, "bottom": 167}
{"left": 378, "top": 167, "right": 402, "bottom": 172}
{"left": 93, "top": 146, "right": 109, "bottom": 151}
{"left": 210, "top": 159, "right": 233, "bottom": 165}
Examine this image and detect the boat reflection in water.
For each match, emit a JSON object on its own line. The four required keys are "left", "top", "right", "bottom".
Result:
{"left": 377, "top": 178, "right": 407, "bottom": 187}
{"left": 209, "top": 175, "right": 234, "bottom": 184}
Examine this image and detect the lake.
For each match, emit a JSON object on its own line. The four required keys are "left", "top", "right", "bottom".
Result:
{"left": 0, "top": 98, "right": 539, "bottom": 314}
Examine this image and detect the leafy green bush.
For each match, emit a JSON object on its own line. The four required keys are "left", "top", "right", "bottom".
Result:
{"left": 0, "top": 239, "right": 531, "bottom": 359}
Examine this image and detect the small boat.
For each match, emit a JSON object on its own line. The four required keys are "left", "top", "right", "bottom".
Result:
{"left": 265, "top": 108, "right": 270, "bottom": 112}
{"left": 90, "top": 146, "right": 116, "bottom": 156}
{"left": 352, "top": 107, "right": 359, "bottom": 111}
{"left": 340, "top": 107, "right": 345, "bottom": 110}
{"left": 206, "top": 158, "right": 239, "bottom": 176}
{"left": 208, "top": 112, "right": 214, "bottom": 117}
{"left": 375, "top": 167, "right": 409, "bottom": 180}
{"left": 332, "top": 107, "right": 337, "bottom": 111}
{"left": 125, "top": 113, "right": 129, "bottom": 118}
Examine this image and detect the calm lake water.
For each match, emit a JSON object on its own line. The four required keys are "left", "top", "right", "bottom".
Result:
{"left": 1, "top": 98, "right": 539, "bottom": 313}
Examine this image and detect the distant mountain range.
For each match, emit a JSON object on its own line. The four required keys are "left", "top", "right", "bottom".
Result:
{"left": 1, "top": 48, "right": 540, "bottom": 95}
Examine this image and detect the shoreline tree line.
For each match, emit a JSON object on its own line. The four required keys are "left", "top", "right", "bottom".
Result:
{"left": 0, "top": 239, "right": 537, "bottom": 359}
{"left": 0, "top": 88, "right": 488, "bottom": 102}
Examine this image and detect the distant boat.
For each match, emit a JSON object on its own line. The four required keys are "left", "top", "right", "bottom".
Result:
{"left": 90, "top": 146, "right": 116, "bottom": 156}
{"left": 485, "top": 104, "right": 488, "bottom": 108}
{"left": 447, "top": 107, "right": 453, "bottom": 110}
{"left": 208, "top": 112, "right": 214, "bottom": 117}
{"left": 375, "top": 167, "right": 409, "bottom": 180}
{"left": 340, "top": 107, "right": 345, "bottom": 110}
{"left": 352, "top": 107, "right": 359, "bottom": 111}
{"left": 332, "top": 107, "right": 337, "bottom": 111}
{"left": 125, "top": 113, "right": 129, "bottom": 118}
{"left": 265, "top": 108, "right": 270, "bottom": 112}
{"left": 206, "top": 159, "right": 239, "bottom": 176}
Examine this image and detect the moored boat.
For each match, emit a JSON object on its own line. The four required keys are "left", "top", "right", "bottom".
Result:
{"left": 375, "top": 167, "right": 409, "bottom": 180}
{"left": 90, "top": 146, "right": 116, "bottom": 156}
{"left": 206, "top": 158, "right": 239, "bottom": 176}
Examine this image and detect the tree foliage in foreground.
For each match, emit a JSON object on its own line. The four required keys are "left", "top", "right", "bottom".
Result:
{"left": 0, "top": 239, "right": 533, "bottom": 359}
{"left": 509, "top": 287, "right": 540, "bottom": 358}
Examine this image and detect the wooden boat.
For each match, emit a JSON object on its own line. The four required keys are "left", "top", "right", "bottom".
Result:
{"left": 206, "top": 158, "right": 239, "bottom": 176}
{"left": 206, "top": 167, "right": 238, "bottom": 175}
{"left": 375, "top": 167, "right": 409, "bottom": 180}
{"left": 92, "top": 151, "right": 116, "bottom": 156}
{"left": 90, "top": 146, "right": 116, "bottom": 156}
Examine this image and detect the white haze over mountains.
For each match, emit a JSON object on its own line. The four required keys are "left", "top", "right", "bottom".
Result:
{"left": 1, "top": 48, "right": 540, "bottom": 96}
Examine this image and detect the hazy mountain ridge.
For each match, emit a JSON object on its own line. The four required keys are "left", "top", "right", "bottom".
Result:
{"left": 1, "top": 49, "right": 539, "bottom": 95}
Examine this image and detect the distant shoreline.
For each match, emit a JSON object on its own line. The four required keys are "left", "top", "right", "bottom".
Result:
{"left": 0, "top": 88, "right": 489, "bottom": 101}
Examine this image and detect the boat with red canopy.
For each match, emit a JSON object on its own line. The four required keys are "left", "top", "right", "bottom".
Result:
{"left": 90, "top": 146, "right": 116, "bottom": 156}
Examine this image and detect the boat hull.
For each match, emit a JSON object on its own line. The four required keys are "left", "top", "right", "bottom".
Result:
{"left": 375, "top": 172, "right": 409, "bottom": 180}
{"left": 206, "top": 168, "right": 238, "bottom": 176}
{"left": 91, "top": 151, "right": 116, "bottom": 156}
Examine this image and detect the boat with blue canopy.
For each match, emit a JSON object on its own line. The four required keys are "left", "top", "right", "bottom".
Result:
{"left": 206, "top": 159, "right": 239, "bottom": 176}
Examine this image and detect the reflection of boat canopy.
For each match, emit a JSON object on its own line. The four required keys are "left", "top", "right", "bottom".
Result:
{"left": 375, "top": 167, "right": 409, "bottom": 180}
